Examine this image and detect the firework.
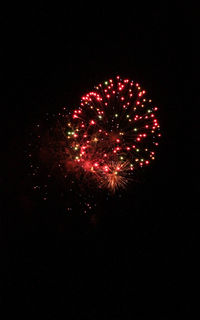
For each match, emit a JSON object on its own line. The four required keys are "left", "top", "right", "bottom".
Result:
{"left": 28, "top": 75, "right": 161, "bottom": 213}
{"left": 58, "top": 75, "right": 161, "bottom": 192}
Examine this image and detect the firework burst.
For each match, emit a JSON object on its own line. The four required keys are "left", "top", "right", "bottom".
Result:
{"left": 58, "top": 75, "right": 161, "bottom": 192}
{"left": 28, "top": 75, "right": 161, "bottom": 213}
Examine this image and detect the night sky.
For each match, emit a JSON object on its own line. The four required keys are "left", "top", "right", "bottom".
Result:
{"left": 1, "top": 3, "right": 197, "bottom": 318}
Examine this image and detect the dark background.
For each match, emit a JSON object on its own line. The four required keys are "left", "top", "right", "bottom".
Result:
{"left": 0, "top": 2, "right": 197, "bottom": 318}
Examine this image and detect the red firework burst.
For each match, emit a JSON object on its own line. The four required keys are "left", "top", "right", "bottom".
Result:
{"left": 57, "top": 75, "right": 161, "bottom": 192}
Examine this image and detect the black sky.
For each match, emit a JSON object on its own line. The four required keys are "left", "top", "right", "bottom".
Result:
{"left": 0, "top": 2, "right": 197, "bottom": 318}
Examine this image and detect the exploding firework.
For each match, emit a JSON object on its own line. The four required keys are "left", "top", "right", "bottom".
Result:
{"left": 28, "top": 75, "right": 161, "bottom": 212}
{"left": 58, "top": 76, "right": 161, "bottom": 192}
